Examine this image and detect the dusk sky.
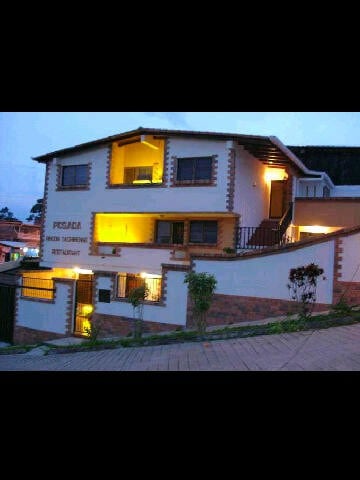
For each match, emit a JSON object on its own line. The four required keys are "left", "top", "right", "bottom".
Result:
{"left": 1, "top": 111, "right": 360, "bottom": 221}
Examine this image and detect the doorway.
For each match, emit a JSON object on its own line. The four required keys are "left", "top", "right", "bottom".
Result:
{"left": 74, "top": 273, "right": 94, "bottom": 336}
{"left": 269, "top": 180, "right": 286, "bottom": 219}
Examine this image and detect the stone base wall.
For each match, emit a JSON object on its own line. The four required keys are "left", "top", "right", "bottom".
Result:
{"left": 186, "top": 294, "right": 331, "bottom": 327}
{"left": 333, "top": 281, "right": 360, "bottom": 307}
{"left": 13, "top": 326, "right": 65, "bottom": 345}
{"left": 92, "top": 312, "right": 182, "bottom": 338}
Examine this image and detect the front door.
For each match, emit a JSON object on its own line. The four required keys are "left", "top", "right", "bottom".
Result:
{"left": 74, "top": 274, "right": 94, "bottom": 336}
{"left": 269, "top": 180, "right": 286, "bottom": 219}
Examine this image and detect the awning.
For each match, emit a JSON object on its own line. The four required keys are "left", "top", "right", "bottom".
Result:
{"left": 0, "top": 241, "right": 27, "bottom": 248}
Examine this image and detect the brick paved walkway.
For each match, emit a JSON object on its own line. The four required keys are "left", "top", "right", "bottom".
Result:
{"left": 2, "top": 323, "right": 360, "bottom": 370}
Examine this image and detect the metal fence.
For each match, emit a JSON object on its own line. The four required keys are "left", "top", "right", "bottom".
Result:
{"left": 117, "top": 274, "right": 162, "bottom": 302}
{"left": 236, "top": 227, "right": 281, "bottom": 250}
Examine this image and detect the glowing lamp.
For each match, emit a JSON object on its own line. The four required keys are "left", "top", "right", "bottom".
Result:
{"left": 82, "top": 304, "right": 94, "bottom": 316}
{"left": 265, "top": 168, "right": 288, "bottom": 182}
{"left": 73, "top": 267, "right": 93, "bottom": 275}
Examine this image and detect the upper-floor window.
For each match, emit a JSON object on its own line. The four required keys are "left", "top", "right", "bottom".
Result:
{"left": 189, "top": 221, "right": 217, "bottom": 244}
{"left": 176, "top": 157, "right": 212, "bottom": 182}
{"left": 62, "top": 165, "right": 89, "bottom": 187}
{"left": 109, "top": 137, "right": 164, "bottom": 187}
{"left": 156, "top": 221, "right": 184, "bottom": 244}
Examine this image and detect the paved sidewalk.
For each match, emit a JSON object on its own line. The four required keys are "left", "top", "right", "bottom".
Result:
{"left": 2, "top": 322, "right": 360, "bottom": 370}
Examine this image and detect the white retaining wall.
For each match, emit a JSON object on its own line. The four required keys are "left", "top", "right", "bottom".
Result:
{"left": 194, "top": 240, "right": 335, "bottom": 304}
{"left": 339, "top": 232, "right": 360, "bottom": 282}
{"left": 16, "top": 280, "right": 73, "bottom": 334}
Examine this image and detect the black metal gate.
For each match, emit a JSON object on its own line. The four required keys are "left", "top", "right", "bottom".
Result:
{"left": 0, "top": 284, "right": 16, "bottom": 343}
{"left": 74, "top": 274, "right": 94, "bottom": 335}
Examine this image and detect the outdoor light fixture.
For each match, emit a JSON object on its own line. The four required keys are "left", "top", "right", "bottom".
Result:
{"left": 73, "top": 267, "right": 93, "bottom": 274}
{"left": 264, "top": 167, "right": 288, "bottom": 182}
{"left": 301, "top": 226, "right": 330, "bottom": 234}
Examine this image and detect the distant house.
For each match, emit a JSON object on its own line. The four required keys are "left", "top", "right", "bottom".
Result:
{"left": 287, "top": 146, "right": 360, "bottom": 240}
{"left": 2, "top": 128, "right": 360, "bottom": 345}
{"left": 0, "top": 220, "right": 40, "bottom": 263}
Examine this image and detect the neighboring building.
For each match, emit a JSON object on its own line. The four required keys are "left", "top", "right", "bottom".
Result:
{"left": 0, "top": 220, "right": 40, "bottom": 263}
{"left": 287, "top": 146, "right": 360, "bottom": 240}
{"left": 3, "top": 128, "right": 360, "bottom": 344}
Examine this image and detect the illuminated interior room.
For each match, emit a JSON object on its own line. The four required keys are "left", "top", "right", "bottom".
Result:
{"left": 109, "top": 135, "right": 164, "bottom": 185}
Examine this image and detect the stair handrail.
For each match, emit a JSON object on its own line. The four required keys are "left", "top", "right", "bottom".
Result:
{"left": 278, "top": 202, "right": 293, "bottom": 241}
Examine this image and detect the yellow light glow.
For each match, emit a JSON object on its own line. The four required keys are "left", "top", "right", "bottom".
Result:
{"left": 133, "top": 179, "right": 152, "bottom": 184}
{"left": 82, "top": 319, "right": 91, "bottom": 336}
{"left": 300, "top": 225, "right": 331, "bottom": 234}
{"left": 141, "top": 140, "right": 159, "bottom": 150}
{"left": 265, "top": 167, "right": 288, "bottom": 182}
{"left": 81, "top": 304, "right": 94, "bottom": 316}
{"left": 73, "top": 267, "right": 93, "bottom": 274}
{"left": 140, "top": 272, "right": 162, "bottom": 279}
{"left": 94, "top": 214, "right": 152, "bottom": 243}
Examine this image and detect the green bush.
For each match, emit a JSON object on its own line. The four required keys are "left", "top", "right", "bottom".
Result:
{"left": 184, "top": 272, "right": 217, "bottom": 334}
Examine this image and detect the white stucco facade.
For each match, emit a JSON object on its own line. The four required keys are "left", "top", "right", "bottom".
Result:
{"left": 234, "top": 146, "right": 268, "bottom": 227}
{"left": 95, "top": 270, "right": 188, "bottom": 326}
{"left": 194, "top": 240, "right": 335, "bottom": 304}
{"left": 339, "top": 232, "right": 360, "bottom": 282}
{"left": 41, "top": 138, "right": 233, "bottom": 272}
{"left": 16, "top": 281, "right": 73, "bottom": 334}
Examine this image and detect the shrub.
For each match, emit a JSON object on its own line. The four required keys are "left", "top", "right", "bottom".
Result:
{"left": 84, "top": 319, "right": 103, "bottom": 344}
{"left": 332, "top": 298, "right": 352, "bottom": 316}
{"left": 184, "top": 272, "right": 217, "bottom": 335}
{"left": 128, "top": 284, "right": 149, "bottom": 339}
{"left": 223, "top": 247, "right": 236, "bottom": 254}
{"left": 287, "top": 263, "right": 325, "bottom": 319}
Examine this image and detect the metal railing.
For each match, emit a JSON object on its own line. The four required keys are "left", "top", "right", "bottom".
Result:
{"left": 278, "top": 202, "right": 293, "bottom": 240}
{"left": 237, "top": 203, "right": 293, "bottom": 250}
{"left": 117, "top": 274, "right": 162, "bottom": 302}
{"left": 236, "top": 227, "right": 280, "bottom": 250}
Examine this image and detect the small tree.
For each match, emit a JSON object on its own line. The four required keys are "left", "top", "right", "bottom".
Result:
{"left": 84, "top": 318, "right": 103, "bottom": 344}
{"left": 184, "top": 272, "right": 217, "bottom": 335}
{"left": 0, "top": 206, "right": 15, "bottom": 220}
{"left": 287, "top": 263, "right": 325, "bottom": 319}
{"left": 128, "top": 284, "right": 149, "bottom": 339}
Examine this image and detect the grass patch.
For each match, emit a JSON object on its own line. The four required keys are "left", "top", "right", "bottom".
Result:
{"left": 4, "top": 309, "right": 360, "bottom": 355}
{"left": 0, "top": 344, "right": 37, "bottom": 355}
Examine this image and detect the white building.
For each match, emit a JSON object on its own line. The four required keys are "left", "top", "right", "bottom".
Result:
{"left": 4, "top": 127, "right": 360, "bottom": 344}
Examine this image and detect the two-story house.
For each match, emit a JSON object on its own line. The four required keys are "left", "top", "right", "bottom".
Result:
{"left": 4, "top": 127, "right": 360, "bottom": 345}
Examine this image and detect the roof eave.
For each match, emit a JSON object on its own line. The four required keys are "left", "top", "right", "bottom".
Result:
{"left": 32, "top": 127, "right": 271, "bottom": 163}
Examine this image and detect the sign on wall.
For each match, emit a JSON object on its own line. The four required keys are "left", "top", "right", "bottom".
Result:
{"left": 46, "top": 221, "right": 88, "bottom": 257}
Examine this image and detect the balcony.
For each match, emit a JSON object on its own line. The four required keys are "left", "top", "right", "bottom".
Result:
{"left": 237, "top": 203, "right": 293, "bottom": 250}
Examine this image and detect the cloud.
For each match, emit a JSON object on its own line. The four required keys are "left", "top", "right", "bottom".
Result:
{"left": 144, "top": 112, "right": 190, "bottom": 129}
